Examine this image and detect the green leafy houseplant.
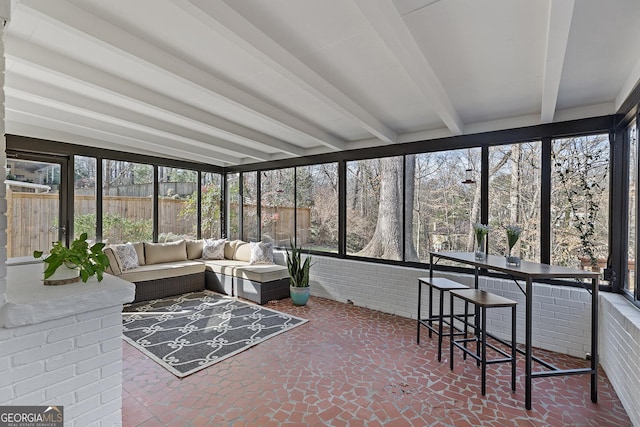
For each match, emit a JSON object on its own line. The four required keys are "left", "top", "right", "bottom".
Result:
{"left": 285, "top": 241, "right": 312, "bottom": 288}
{"left": 33, "top": 233, "right": 110, "bottom": 282}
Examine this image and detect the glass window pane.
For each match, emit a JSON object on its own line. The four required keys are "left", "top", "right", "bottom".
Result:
{"left": 200, "top": 172, "right": 222, "bottom": 239}
{"left": 296, "top": 163, "right": 338, "bottom": 253}
{"left": 551, "top": 135, "right": 610, "bottom": 273}
{"left": 407, "top": 149, "right": 480, "bottom": 263}
{"left": 347, "top": 156, "right": 403, "bottom": 261}
{"left": 74, "top": 156, "right": 97, "bottom": 242}
{"left": 488, "top": 142, "right": 541, "bottom": 261}
{"left": 226, "top": 173, "right": 240, "bottom": 240}
{"left": 6, "top": 159, "right": 61, "bottom": 257}
{"left": 102, "top": 160, "right": 153, "bottom": 243}
{"left": 243, "top": 172, "right": 258, "bottom": 242}
{"left": 261, "top": 168, "right": 294, "bottom": 246}
{"left": 627, "top": 121, "right": 637, "bottom": 295}
{"left": 158, "top": 167, "right": 197, "bottom": 242}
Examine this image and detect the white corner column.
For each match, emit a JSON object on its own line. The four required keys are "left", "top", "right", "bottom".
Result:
{"left": 0, "top": 265, "right": 135, "bottom": 426}
{"left": 0, "top": 0, "right": 10, "bottom": 306}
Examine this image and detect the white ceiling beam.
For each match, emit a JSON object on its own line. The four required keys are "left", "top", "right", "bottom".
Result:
{"left": 541, "top": 0, "right": 575, "bottom": 123}
{"left": 18, "top": 0, "right": 338, "bottom": 156}
{"left": 6, "top": 35, "right": 300, "bottom": 159}
{"left": 7, "top": 121, "right": 214, "bottom": 164}
{"left": 179, "top": 0, "right": 395, "bottom": 146}
{"left": 353, "top": 0, "right": 463, "bottom": 135}
{"left": 7, "top": 73, "right": 270, "bottom": 161}
{"left": 7, "top": 113, "right": 233, "bottom": 166}
{"left": 6, "top": 97, "right": 243, "bottom": 165}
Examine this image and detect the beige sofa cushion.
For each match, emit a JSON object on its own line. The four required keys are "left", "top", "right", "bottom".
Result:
{"left": 186, "top": 239, "right": 203, "bottom": 260}
{"left": 201, "top": 259, "right": 247, "bottom": 276}
{"left": 132, "top": 242, "right": 146, "bottom": 266}
{"left": 202, "top": 259, "right": 289, "bottom": 282}
{"left": 119, "top": 260, "right": 205, "bottom": 283}
{"left": 234, "top": 242, "right": 252, "bottom": 262}
{"left": 224, "top": 240, "right": 241, "bottom": 259}
{"left": 103, "top": 247, "right": 122, "bottom": 276}
{"left": 235, "top": 264, "right": 289, "bottom": 283}
{"left": 144, "top": 240, "right": 187, "bottom": 264}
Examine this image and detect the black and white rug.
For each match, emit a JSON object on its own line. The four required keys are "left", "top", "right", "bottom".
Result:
{"left": 122, "top": 291, "right": 307, "bottom": 377}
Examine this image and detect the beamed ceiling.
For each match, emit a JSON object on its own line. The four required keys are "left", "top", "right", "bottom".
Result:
{"left": 5, "top": 0, "right": 640, "bottom": 166}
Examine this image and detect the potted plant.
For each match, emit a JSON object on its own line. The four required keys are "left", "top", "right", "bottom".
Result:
{"left": 33, "top": 233, "right": 110, "bottom": 285}
{"left": 285, "top": 241, "right": 312, "bottom": 306}
{"left": 505, "top": 225, "right": 522, "bottom": 266}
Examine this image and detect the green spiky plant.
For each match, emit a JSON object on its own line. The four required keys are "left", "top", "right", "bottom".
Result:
{"left": 285, "top": 240, "right": 312, "bottom": 288}
{"left": 34, "top": 233, "right": 110, "bottom": 282}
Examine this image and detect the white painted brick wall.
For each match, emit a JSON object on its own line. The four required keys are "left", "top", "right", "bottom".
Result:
{"left": 0, "top": 306, "right": 124, "bottom": 427}
{"left": 309, "top": 255, "right": 593, "bottom": 359}
{"left": 599, "top": 293, "right": 640, "bottom": 427}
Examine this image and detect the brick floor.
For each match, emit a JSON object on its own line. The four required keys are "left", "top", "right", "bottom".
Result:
{"left": 122, "top": 296, "right": 631, "bottom": 426}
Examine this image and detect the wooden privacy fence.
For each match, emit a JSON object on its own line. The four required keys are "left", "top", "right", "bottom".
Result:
{"left": 7, "top": 191, "right": 311, "bottom": 258}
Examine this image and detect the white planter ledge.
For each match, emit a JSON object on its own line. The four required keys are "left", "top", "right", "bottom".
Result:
{"left": 0, "top": 264, "right": 135, "bottom": 328}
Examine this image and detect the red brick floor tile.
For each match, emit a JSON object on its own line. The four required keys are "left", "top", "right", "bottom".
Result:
{"left": 122, "top": 296, "right": 632, "bottom": 426}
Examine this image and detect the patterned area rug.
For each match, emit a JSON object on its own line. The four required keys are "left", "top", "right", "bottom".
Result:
{"left": 122, "top": 291, "right": 307, "bottom": 377}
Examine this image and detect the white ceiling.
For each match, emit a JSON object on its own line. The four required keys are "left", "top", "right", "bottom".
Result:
{"left": 5, "top": 0, "right": 640, "bottom": 166}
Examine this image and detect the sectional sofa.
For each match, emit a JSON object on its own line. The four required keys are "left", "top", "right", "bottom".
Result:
{"left": 103, "top": 239, "right": 290, "bottom": 304}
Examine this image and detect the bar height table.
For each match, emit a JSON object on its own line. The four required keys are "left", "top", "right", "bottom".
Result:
{"left": 429, "top": 251, "right": 599, "bottom": 410}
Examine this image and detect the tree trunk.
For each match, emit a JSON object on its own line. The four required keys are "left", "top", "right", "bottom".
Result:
{"left": 357, "top": 157, "right": 417, "bottom": 260}
{"left": 467, "top": 181, "right": 482, "bottom": 250}
{"left": 404, "top": 155, "right": 419, "bottom": 261}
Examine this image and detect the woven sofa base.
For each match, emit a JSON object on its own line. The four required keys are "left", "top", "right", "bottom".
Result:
{"left": 205, "top": 270, "right": 234, "bottom": 296}
{"left": 131, "top": 271, "right": 289, "bottom": 305}
{"left": 235, "top": 277, "right": 290, "bottom": 305}
{"left": 132, "top": 273, "right": 205, "bottom": 303}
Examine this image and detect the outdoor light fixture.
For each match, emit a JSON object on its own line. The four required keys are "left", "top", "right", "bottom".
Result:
{"left": 461, "top": 168, "right": 475, "bottom": 184}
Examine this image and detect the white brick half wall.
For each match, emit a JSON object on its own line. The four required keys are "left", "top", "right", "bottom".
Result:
{"left": 0, "top": 306, "right": 124, "bottom": 426}
{"left": 0, "top": 263, "right": 134, "bottom": 426}
{"left": 599, "top": 293, "right": 640, "bottom": 427}
{"left": 308, "top": 255, "right": 594, "bottom": 359}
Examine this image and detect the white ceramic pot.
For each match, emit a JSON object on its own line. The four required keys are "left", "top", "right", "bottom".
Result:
{"left": 44, "top": 263, "right": 80, "bottom": 285}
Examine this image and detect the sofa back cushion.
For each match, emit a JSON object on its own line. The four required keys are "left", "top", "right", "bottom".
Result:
{"left": 132, "top": 242, "right": 146, "bottom": 266}
{"left": 144, "top": 240, "right": 187, "bottom": 264}
{"left": 103, "top": 247, "right": 122, "bottom": 276}
{"left": 234, "top": 241, "right": 252, "bottom": 262}
{"left": 224, "top": 240, "right": 241, "bottom": 260}
{"left": 186, "top": 239, "right": 203, "bottom": 260}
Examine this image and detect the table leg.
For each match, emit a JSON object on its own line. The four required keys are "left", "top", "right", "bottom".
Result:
{"left": 591, "top": 277, "right": 598, "bottom": 403}
{"left": 474, "top": 267, "right": 480, "bottom": 367}
{"left": 525, "top": 277, "right": 532, "bottom": 410}
{"left": 417, "top": 279, "right": 422, "bottom": 344}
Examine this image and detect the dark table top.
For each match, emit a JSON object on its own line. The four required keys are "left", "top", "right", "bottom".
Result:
{"left": 430, "top": 251, "right": 600, "bottom": 280}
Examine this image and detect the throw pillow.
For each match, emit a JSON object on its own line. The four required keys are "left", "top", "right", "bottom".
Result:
{"left": 249, "top": 241, "right": 274, "bottom": 265}
{"left": 113, "top": 243, "right": 139, "bottom": 271}
{"left": 202, "top": 238, "right": 226, "bottom": 260}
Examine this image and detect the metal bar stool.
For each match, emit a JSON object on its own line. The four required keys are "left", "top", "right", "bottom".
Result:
{"left": 449, "top": 289, "right": 517, "bottom": 396}
{"left": 417, "top": 277, "right": 470, "bottom": 361}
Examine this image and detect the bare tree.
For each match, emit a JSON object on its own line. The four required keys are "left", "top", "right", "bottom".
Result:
{"left": 357, "top": 157, "right": 418, "bottom": 260}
